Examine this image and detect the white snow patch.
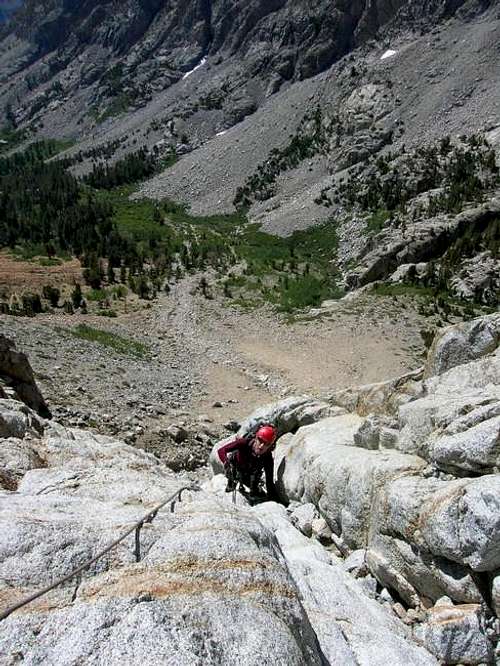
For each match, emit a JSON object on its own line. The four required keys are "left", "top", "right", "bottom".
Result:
{"left": 380, "top": 49, "right": 398, "bottom": 61}
{"left": 182, "top": 57, "right": 207, "bottom": 80}
{"left": 0, "top": 139, "right": 8, "bottom": 144}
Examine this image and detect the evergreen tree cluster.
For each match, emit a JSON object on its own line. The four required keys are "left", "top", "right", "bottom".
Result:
{"left": 66, "top": 138, "right": 123, "bottom": 165}
{"left": 0, "top": 147, "right": 119, "bottom": 256}
{"left": 234, "top": 107, "right": 332, "bottom": 208}
{"left": 0, "top": 137, "right": 345, "bottom": 316}
{"left": 83, "top": 148, "right": 157, "bottom": 190}
{"left": 336, "top": 135, "right": 499, "bottom": 225}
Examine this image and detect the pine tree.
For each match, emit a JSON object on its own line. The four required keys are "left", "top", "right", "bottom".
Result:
{"left": 72, "top": 283, "right": 83, "bottom": 309}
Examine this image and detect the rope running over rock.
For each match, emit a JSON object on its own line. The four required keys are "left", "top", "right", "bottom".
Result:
{"left": 0, "top": 483, "right": 200, "bottom": 621}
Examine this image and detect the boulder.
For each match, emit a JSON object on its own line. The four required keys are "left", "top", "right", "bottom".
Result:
{"left": 210, "top": 396, "right": 339, "bottom": 475}
{"left": 0, "top": 399, "right": 45, "bottom": 439}
{"left": 396, "top": 351, "right": 500, "bottom": 458}
{"left": 414, "top": 602, "right": 494, "bottom": 665}
{"left": 429, "top": 413, "right": 500, "bottom": 474}
{"left": 354, "top": 414, "right": 400, "bottom": 450}
{"left": 424, "top": 313, "right": 500, "bottom": 378}
{"left": 367, "top": 534, "right": 481, "bottom": 607}
{"left": 0, "top": 437, "right": 46, "bottom": 491}
{"left": 310, "top": 516, "right": 333, "bottom": 544}
{"left": 0, "top": 335, "right": 51, "bottom": 418}
{"left": 165, "top": 424, "right": 189, "bottom": 443}
{"left": 276, "top": 417, "right": 425, "bottom": 547}
{"left": 289, "top": 503, "right": 319, "bottom": 538}
{"left": 449, "top": 251, "right": 500, "bottom": 305}
{"left": 379, "top": 475, "right": 500, "bottom": 572}
{"left": 255, "top": 503, "right": 438, "bottom": 665}
{"left": 329, "top": 368, "right": 424, "bottom": 417}
{"left": 342, "top": 549, "right": 368, "bottom": 576}
{"left": 240, "top": 395, "right": 340, "bottom": 437}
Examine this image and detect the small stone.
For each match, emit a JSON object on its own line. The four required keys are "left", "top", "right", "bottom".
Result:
{"left": 357, "top": 575, "right": 378, "bottom": 599}
{"left": 434, "top": 596, "right": 453, "bottom": 608}
{"left": 393, "top": 603, "right": 412, "bottom": 624}
{"left": 342, "top": 549, "right": 368, "bottom": 577}
{"left": 311, "top": 517, "right": 333, "bottom": 545}
{"left": 166, "top": 425, "right": 189, "bottom": 443}
{"left": 407, "top": 608, "right": 426, "bottom": 623}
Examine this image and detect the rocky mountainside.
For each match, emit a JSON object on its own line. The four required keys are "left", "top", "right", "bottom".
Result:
{"left": 0, "top": 1, "right": 22, "bottom": 24}
{"left": 1, "top": 314, "right": 498, "bottom": 663}
{"left": 0, "top": 0, "right": 499, "bottom": 308}
{"left": 0, "top": 0, "right": 497, "bottom": 148}
{"left": 1, "top": 0, "right": 490, "bottom": 131}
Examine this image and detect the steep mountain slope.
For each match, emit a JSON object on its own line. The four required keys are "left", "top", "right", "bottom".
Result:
{"left": 0, "top": 1, "right": 494, "bottom": 138}
{"left": 139, "top": 4, "right": 500, "bottom": 223}
{"left": 0, "top": 0, "right": 498, "bottom": 308}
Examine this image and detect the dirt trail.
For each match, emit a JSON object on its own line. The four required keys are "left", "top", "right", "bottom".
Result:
{"left": 138, "top": 278, "right": 427, "bottom": 425}
{"left": 1, "top": 276, "right": 429, "bottom": 438}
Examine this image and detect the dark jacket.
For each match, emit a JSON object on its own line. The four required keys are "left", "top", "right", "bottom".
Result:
{"left": 218, "top": 436, "right": 275, "bottom": 493}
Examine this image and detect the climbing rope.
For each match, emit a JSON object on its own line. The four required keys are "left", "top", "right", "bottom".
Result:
{"left": 0, "top": 483, "right": 200, "bottom": 622}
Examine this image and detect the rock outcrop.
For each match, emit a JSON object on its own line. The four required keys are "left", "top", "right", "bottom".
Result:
{"left": 1, "top": 402, "right": 437, "bottom": 664}
{"left": 210, "top": 395, "right": 341, "bottom": 474}
{"left": 266, "top": 314, "right": 499, "bottom": 663}
{"left": 2, "top": 314, "right": 499, "bottom": 663}
{"left": 0, "top": 335, "right": 51, "bottom": 418}
{"left": 346, "top": 200, "right": 500, "bottom": 298}
{"left": 2, "top": 0, "right": 482, "bottom": 130}
{"left": 424, "top": 312, "right": 500, "bottom": 378}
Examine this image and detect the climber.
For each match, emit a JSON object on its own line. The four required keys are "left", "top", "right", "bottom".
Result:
{"left": 217, "top": 424, "right": 279, "bottom": 502}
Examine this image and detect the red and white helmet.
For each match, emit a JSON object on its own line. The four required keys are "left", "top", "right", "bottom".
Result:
{"left": 255, "top": 424, "right": 277, "bottom": 445}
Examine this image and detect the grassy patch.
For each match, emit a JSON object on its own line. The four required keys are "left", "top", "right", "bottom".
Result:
{"left": 96, "top": 309, "right": 118, "bottom": 318}
{"left": 366, "top": 209, "right": 390, "bottom": 234}
{"left": 37, "top": 257, "right": 63, "bottom": 267}
{"left": 66, "top": 324, "right": 148, "bottom": 358}
{"left": 86, "top": 288, "right": 108, "bottom": 302}
{"left": 101, "top": 187, "right": 345, "bottom": 311}
{"left": 277, "top": 274, "right": 333, "bottom": 312}
{"left": 0, "top": 126, "right": 28, "bottom": 154}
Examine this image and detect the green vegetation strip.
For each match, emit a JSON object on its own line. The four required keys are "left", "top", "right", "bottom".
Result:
{"left": 66, "top": 324, "right": 148, "bottom": 358}
{"left": 1, "top": 139, "right": 345, "bottom": 315}
{"left": 100, "top": 187, "right": 344, "bottom": 312}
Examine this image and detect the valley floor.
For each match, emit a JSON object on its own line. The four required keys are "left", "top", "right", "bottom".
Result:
{"left": 0, "top": 281, "right": 433, "bottom": 448}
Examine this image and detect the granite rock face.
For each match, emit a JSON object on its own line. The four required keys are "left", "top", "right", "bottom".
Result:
{"left": 2, "top": 314, "right": 498, "bottom": 664}
{"left": 424, "top": 312, "right": 500, "bottom": 378}
{"left": 1, "top": 410, "right": 438, "bottom": 664}
{"left": 414, "top": 602, "right": 494, "bottom": 665}
{"left": 267, "top": 315, "right": 499, "bottom": 663}
{"left": 209, "top": 395, "right": 339, "bottom": 474}
{"left": 0, "top": 0, "right": 492, "bottom": 144}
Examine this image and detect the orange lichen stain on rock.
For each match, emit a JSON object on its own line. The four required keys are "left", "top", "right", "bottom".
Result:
{"left": 79, "top": 557, "right": 296, "bottom": 602}
{"left": 417, "top": 483, "right": 467, "bottom": 532}
{"left": 428, "top": 603, "right": 481, "bottom": 625}
{"left": 0, "top": 586, "right": 74, "bottom": 617}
